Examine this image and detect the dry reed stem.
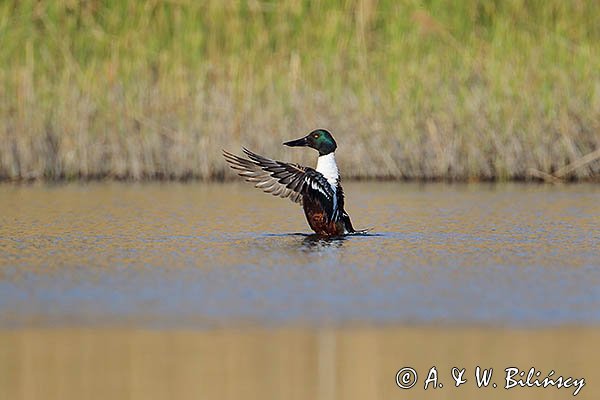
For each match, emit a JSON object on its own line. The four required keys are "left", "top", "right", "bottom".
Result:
{"left": 529, "top": 147, "right": 600, "bottom": 183}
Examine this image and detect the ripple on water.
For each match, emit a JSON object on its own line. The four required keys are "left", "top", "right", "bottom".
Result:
{"left": 0, "top": 182, "right": 599, "bottom": 328}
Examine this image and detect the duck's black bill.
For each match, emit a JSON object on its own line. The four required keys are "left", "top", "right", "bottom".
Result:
{"left": 283, "top": 137, "right": 308, "bottom": 147}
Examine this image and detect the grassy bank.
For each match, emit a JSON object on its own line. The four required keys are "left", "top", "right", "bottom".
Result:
{"left": 1, "top": 0, "right": 599, "bottom": 181}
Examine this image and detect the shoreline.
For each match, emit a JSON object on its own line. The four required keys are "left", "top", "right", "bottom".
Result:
{"left": 1, "top": 174, "right": 598, "bottom": 184}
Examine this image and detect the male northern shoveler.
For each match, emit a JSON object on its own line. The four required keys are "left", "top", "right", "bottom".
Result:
{"left": 223, "top": 129, "right": 363, "bottom": 236}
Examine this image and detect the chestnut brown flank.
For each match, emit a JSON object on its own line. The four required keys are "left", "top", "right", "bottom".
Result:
{"left": 303, "top": 197, "right": 344, "bottom": 236}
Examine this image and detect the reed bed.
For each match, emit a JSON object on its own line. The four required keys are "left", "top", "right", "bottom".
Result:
{"left": 1, "top": 0, "right": 599, "bottom": 181}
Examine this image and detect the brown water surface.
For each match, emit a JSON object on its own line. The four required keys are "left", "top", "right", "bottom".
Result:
{"left": 1, "top": 182, "right": 598, "bottom": 327}
{"left": 1, "top": 182, "right": 599, "bottom": 399}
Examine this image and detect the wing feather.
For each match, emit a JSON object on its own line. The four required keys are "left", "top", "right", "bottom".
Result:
{"left": 223, "top": 148, "right": 309, "bottom": 204}
{"left": 302, "top": 169, "right": 337, "bottom": 221}
{"left": 223, "top": 148, "right": 339, "bottom": 222}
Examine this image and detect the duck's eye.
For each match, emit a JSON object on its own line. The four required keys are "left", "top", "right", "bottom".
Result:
{"left": 313, "top": 134, "right": 319, "bottom": 138}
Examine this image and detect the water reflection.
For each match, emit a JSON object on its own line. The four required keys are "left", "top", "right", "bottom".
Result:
{"left": 1, "top": 327, "right": 598, "bottom": 400}
{"left": 300, "top": 234, "right": 347, "bottom": 250}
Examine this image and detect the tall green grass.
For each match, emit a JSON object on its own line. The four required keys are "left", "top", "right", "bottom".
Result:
{"left": 1, "top": 0, "right": 599, "bottom": 180}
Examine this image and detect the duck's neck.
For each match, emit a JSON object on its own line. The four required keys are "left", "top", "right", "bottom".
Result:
{"left": 316, "top": 152, "right": 339, "bottom": 187}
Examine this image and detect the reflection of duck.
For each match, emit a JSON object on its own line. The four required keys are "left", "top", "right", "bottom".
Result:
{"left": 224, "top": 129, "right": 365, "bottom": 236}
{"left": 301, "top": 234, "right": 346, "bottom": 249}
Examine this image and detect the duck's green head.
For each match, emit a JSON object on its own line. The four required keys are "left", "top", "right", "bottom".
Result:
{"left": 283, "top": 129, "right": 337, "bottom": 155}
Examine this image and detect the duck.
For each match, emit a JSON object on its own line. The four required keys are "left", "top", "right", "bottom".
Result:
{"left": 223, "top": 129, "right": 364, "bottom": 236}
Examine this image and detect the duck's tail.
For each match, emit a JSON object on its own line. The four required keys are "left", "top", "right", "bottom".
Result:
{"left": 342, "top": 212, "right": 372, "bottom": 235}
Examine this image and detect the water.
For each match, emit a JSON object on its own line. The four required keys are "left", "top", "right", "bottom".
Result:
{"left": 1, "top": 182, "right": 600, "bottom": 400}
{"left": 1, "top": 182, "right": 598, "bottom": 328}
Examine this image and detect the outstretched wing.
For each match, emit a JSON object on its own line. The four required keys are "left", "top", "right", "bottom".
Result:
{"left": 223, "top": 148, "right": 336, "bottom": 219}
{"left": 223, "top": 148, "right": 308, "bottom": 203}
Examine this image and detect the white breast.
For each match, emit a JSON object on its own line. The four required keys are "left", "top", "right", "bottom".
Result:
{"left": 316, "top": 153, "right": 339, "bottom": 215}
{"left": 316, "top": 153, "right": 339, "bottom": 186}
